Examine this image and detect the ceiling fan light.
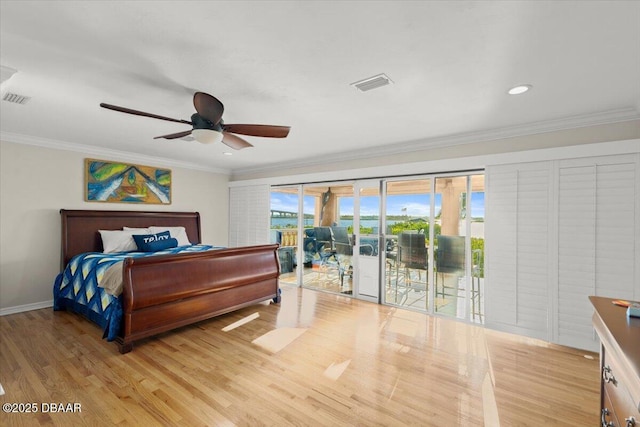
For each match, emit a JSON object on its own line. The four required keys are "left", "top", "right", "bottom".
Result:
{"left": 192, "top": 129, "right": 223, "bottom": 144}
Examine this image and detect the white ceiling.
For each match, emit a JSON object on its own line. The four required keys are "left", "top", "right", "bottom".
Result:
{"left": 1, "top": 1, "right": 639, "bottom": 174}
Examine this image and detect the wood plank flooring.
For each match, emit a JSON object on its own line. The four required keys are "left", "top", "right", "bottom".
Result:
{"left": 0, "top": 285, "right": 599, "bottom": 426}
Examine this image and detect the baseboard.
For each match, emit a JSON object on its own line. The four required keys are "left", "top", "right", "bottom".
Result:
{"left": 0, "top": 300, "right": 53, "bottom": 316}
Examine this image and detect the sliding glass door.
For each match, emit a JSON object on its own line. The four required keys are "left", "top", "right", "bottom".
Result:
{"left": 382, "top": 173, "right": 485, "bottom": 323}
{"left": 383, "top": 178, "right": 434, "bottom": 310}
{"left": 269, "top": 186, "right": 301, "bottom": 287}
{"left": 299, "top": 183, "right": 355, "bottom": 295}
{"left": 271, "top": 181, "right": 380, "bottom": 301}
{"left": 270, "top": 172, "right": 485, "bottom": 323}
{"left": 433, "top": 176, "right": 468, "bottom": 319}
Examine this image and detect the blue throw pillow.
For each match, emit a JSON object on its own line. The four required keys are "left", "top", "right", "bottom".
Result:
{"left": 132, "top": 231, "right": 178, "bottom": 252}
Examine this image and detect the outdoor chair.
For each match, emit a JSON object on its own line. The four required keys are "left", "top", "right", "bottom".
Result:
{"left": 435, "top": 235, "right": 465, "bottom": 298}
{"left": 396, "top": 232, "right": 429, "bottom": 303}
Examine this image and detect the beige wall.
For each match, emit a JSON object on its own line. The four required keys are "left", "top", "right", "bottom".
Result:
{"left": 0, "top": 141, "right": 229, "bottom": 312}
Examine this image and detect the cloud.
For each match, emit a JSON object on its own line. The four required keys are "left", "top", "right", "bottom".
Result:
{"left": 270, "top": 194, "right": 298, "bottom": 213}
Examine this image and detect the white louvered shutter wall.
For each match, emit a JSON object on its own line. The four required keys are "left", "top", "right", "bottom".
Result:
{"left": 556, "top": 155, "right": 639, "bottom": 349}
{"left": 485, "top": 162, "right": 551, "bottom": 341}
{"left": 486, "top": 153, "right": 639, "bottom": 351}
{"left": 485, "top": 168, "right": 518, "bottom": 326}
{"left": 228, "top": 185, "right": 270, "bottom": 247}
{"left": 515, "top": 167, "right": 551, "bottom": 336}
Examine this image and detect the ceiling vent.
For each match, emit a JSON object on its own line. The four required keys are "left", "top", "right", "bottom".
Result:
{"left": 350, "top": 73, "right": 393, "bottom": 92}
{"left": 2, "top": 92, "right": 31, "bottom": 105}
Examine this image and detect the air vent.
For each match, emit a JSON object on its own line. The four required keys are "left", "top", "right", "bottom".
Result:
{"left": 2, "top": 92, "right": 31, "bottom": 105}
{"left": 350, "top": 73, "right": 393, "bottom": 92}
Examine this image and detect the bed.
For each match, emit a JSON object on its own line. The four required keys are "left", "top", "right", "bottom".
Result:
{"left": 53, "top": 209, "right": 281, "bottom": 353}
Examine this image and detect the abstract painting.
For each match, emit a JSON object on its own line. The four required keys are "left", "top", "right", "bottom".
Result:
{"left": 85, "top": 159, "right": 171, "bottom": 204}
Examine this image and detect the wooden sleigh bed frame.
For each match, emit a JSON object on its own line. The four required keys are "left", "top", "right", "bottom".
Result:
{"left": 59, "top": 209, "right": 281, "bottom": 353}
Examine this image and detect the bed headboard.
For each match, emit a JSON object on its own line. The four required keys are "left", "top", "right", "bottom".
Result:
{"left": 60, "top": 209, "right": 202, "bottom": 268}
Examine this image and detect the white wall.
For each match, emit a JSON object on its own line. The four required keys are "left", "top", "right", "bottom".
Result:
{"left": 0, "top": 141, "right": 230, "bottom": 313}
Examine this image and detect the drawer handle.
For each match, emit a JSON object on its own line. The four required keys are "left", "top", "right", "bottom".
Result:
{"left": 625, "top": 417, "right": 636, "bottom": 427}
{"left": 601, "top": 408, "right": 615, "bottom": 427}
{"left": 603, "top": 365, "right": 617, "bottom": 385}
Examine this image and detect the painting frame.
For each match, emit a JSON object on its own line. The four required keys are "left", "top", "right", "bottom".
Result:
{"left": 84, "top": 158, "right": 172, "bottom": 205}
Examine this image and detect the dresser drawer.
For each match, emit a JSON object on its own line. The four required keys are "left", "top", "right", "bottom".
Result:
{"left": 604, "top": 387, "right": 638, "bottom": 426}
{"left": 603, "top": 390, "right": 621, "bottom": 427}
{"left": 603, "top": 350, "right": 640, "bottom": 426}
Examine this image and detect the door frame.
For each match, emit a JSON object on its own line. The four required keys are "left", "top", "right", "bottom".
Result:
{"left": 352, "top": 179, "right": 382, "bottom": 303}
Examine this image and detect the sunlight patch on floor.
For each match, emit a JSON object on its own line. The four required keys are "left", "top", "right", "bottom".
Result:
{"left": 221, "top": 312, "right": 260, "bottom": 332}
{"left": 323, "top": 359, "right": 351, "bottom": 381}
{"left": 482, "top": 372, "right": 500, "bottom": 427}
{"left": 251, "top": 327, "right": 307, "bottom": 353}
{"left": 384, "top": 341, "right": 411, "bottom": 353}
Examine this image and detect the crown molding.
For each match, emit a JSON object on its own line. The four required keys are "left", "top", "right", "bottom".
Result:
{"left": 0, "top": 131, "right": 231, "bottom": 174}
{"left": 3, "top": 107, "right": 638, "bottom": 177}
{"left": 233, "top": 108, "right": 640, "bottom": 176}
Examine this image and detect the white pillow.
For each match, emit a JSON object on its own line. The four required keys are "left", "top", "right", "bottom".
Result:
{"left": 123, "top": 227, "right": 152, "bottom": 233}
{"left": 149, "top": 226, "right": 191, "bottom": 246}
{"left": 99, "top": 229, "right": 139, "bottom": 253}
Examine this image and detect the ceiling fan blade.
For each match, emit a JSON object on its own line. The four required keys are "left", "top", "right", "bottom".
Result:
{"left": 100, "top": 103, "right": 191, "bottom": 125}
{"left": 153, "top": 130, "right": 193, "bottom": 140}
{"left": 222, "top": 124, "right": 290, "bottom": 138}
{"left": 222, "top": 132, "right": 253, "bottom": 150}
{"left": 193, "top": 92, "right": 224, "bottom": 125}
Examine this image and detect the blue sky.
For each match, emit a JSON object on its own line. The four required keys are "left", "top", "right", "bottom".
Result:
{"left": 470, "top": 193, "right": 485, "bottom": 217}
{"left": 271, "top": 192, "right": 485, "bottom": 218}
{"left": 269, "top": 192, "right": 299, "bottom": 213}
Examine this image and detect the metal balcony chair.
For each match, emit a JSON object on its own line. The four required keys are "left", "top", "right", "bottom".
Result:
{"left": 396, "top": 232, "right": 428, "bottom": 304}
{"left": 471, "top": 248, "right": 483, "bottom": 321}
{"left": 313, "top": 226, "right": 337, "bottom": 265}
{"left": 435, "top": 235, "right": 465, "bottom": 298}
{"left": 330, "top": 226, "right": 353, "bottom": 290}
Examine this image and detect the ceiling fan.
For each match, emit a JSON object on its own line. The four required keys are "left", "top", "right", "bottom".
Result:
{"left": 99, "top": 92, "right": 290, "bottom": 150}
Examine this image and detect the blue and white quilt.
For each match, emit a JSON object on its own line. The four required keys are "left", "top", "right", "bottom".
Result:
{"left": 53, "top": 244, "right": 220, "bottom": 341}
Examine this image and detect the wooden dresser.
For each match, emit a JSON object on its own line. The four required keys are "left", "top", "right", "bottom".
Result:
{"left": 590, "top": 296, "right": 640, "bottom": 427}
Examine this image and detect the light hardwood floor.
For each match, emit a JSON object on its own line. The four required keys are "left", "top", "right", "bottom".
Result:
{"left": 0, "top": 285, "right": 599, "bottom": 426}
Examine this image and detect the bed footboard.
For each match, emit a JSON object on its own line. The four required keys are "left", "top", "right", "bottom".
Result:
{"left": 117, "top": 244, "right": 280, "bottom": 353}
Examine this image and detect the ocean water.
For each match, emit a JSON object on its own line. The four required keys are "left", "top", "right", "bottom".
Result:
{"left": 271, "top": 217, "right": 390, "bottom": 229}
{"left": 271, "top": 217, "right": 484, "bottom": 238}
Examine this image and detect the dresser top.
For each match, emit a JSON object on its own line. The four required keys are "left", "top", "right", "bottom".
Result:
{"left": 590, "top": 296, "right": 640, "bottom": 386}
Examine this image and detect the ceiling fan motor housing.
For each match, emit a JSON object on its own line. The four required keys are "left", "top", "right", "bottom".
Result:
{"left": 190, "top": 113, "right": 223, "bottom": 132}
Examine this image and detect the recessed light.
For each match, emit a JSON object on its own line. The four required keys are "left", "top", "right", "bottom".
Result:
{"left": 508, "top": 84, "right": 532, "bottom": 95}
{"left": 223, "top": 152, "right": 232, "bottom": 156}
